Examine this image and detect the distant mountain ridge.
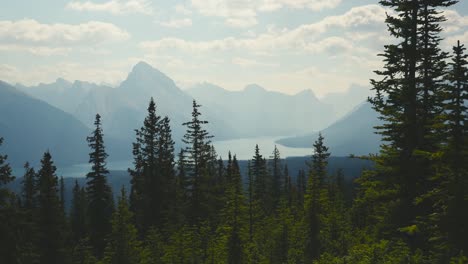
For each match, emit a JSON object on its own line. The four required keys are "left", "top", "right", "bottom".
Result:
{"left": 2, "top": 61, "right": 377, "bottom": 166}
{"left": 276, "top": 102, "right": 382, "bottom": 156}
{"left": 187, "top": 82, "right": 336, "bottom": 137}
{"left": 0, "top": 81, "right": 91, "bottom": 166}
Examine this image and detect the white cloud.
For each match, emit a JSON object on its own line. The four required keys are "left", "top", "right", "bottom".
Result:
{"left": 140, "top": 5, "right": 387, "bottom": 54}
{"left": 190, "top": 0, "right": 343, "bottom": 27}
{"left": 175, "top": 4, "right": 193, "bottom": 15}
{"left": 0, "top": 19, "right": 129, "bottom": 55}
{"left": 232, "top": 57, "right": 279, "bottom": 67}
{"left": 160, "top": 18, "right": 193, "bottom": 28}
{"left": 67, "top": 0, "right": 153, "bottom": 15}
{"left": 442, "top": 9, "right": 468, "bottom": 33}
{"left": 0, "top": 19, "right": 129, "bottom": 46}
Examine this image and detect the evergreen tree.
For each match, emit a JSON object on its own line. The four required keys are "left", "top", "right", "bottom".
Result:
{"left": 60, "top": 176, "right": 66, "bottom": 211}
{"left": 71, "top": 180, "right": 88, "bottom": 242}
{"left": 250, "top": 145, "right": 271, "bottom": 214}
{"left": 222, "top": 155, "right": 247, "bottom": 264}
{"left": 434, "top": 40, "right": 468, "bottom": 255}
{"left": 86, "top": 113, "right": 113, "bottom": 256}
{"left": 21, "top": 162, "right": 36, "bottom": 210}
{"left": 182, "top": 100, "right": 214, "bottom": 222}
{"left": 0, "top": 137, "right": 21, "bottom": 264}
{"left": 20, "top": 162, "right": 40, "bottom": 263}
{"left": 102, "top": 187, "right": 141, "bottom": 264}
{"left": 157, "top": 116, "right": 176, "bottom": 226}
{"left": 304, "top": 133, "right": 330, "bottom": 261}
{"left": 129, "top": 99, "right": 176, "bottom": 232}
{"left": 270, "top": 145, "right": 282, "bottom": 211}
{"left": 36, "top": 151, "right": 66, "bottom": 264}
{"left": 365, "top": 0, "right": 457, "bottom": 250}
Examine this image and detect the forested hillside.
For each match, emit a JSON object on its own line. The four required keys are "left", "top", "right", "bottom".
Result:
{"left": 0, "top": 0, "right": 467, "bottom": 263}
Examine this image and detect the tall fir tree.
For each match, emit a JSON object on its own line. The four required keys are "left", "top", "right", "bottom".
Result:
{"left": 86, "top": 113, "right": 113, "bottom": 256}
{"left": 436, "top": 40, "right": 468, "bottom": 255}
{"left": 270, "top": 146, "right": 282, "bottom": 211}
{"left": 250, "top": 144, "right": 271, "bottom": 214}
{"left": 304, "top": 133, "right": 330, "bottom": 261}
{"left": 364, "top": 0, "right": 457, "bottom": 250}
{"left": 182, "top": 100, "right": 214, "bottom": 222}
{"left": 102, "top": 187, "right": 141, "bottom": 264}
{"left": 21, "top": 162, "right": 36, "bottom": 210}
{"left": 71, "top": 180, "right": 88, "bottom": 242}
{"left": 36, "top": 151, "right": 66, "bottom": 264}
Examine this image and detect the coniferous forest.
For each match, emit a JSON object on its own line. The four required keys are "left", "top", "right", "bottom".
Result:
{"left": 1, "top": 0, "right": 468, "bottom": 263}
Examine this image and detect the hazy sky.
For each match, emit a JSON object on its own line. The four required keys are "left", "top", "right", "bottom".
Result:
{"left": 1, "top": 0, "right": 468, "bottom": 97}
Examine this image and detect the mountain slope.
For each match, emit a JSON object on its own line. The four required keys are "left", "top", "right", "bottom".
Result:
{"left": 0, "top": 81, "right": 91, "bottom": 167}
{"left": 187, "top": 82, "right": 336, "bottom": 137}
{"left": 276, "top": 102, "right": 382, "bottom": 156}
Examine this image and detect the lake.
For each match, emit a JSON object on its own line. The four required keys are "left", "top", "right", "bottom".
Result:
{"left": 14, "top": 137, "right": 313, "bottom": 178}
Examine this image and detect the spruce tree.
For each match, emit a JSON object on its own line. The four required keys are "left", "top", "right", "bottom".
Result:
{"left": 86, "top": 113, "right": 113, "bottom": 256}
{"left": 0, "top": 137, "right": 20, "bottom": 264}
{"left": 222, "top": 155, "right": 247, "bottom": 264}
{"left": 130, "top": 98, "right": 176, "bottom": 232}
{"left": 21, "top": 162, "right": 36, "bottom": 210}
{"left": 71, "top": 180, "right": 88, "bottom": 242}
{"left": 250, "top": 145, "right": 270, "bottom": 214}
{"left": 36, "top": 151, "right": 66, "bottom": 264}
{"left": 438, "top": 40, "right": 468, "bottom": 254}
{"left": 102, "top": 187, "right": 141, "bottom": 264}
{"left": 365, "top": 0, "right": 457, "bottom": 250}
{"left": 182, "top": 100, "right": 214, "bottom": 222}
{"left": 157, "top": 116, "right": 176, "bottom": 226}
{"left": 270, "top": 146, "right": 282, "bottom": 211}
{"left": 304, "top": 133, "right": 330, "bottom": 261}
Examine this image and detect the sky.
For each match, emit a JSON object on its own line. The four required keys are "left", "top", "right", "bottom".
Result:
{"left": 1, "top": 0, "right": 468, "bottom": 97}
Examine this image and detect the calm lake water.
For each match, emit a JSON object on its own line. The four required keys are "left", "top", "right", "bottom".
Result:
{"left": 14, "top": 137, "right": 313, "bottom": 178}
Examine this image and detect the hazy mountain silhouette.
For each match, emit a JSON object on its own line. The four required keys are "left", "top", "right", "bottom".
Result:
{"left": 187, "top": 82, "right": 336, "bottom": 137}
{"left": 321, "top": 84, "right": 372, "bottom": 118}
{"left": 0, "top": 81, "right": 91, "bottom": 167}
{"left": 276, "top": 102, "right": 382, "bottom": 156}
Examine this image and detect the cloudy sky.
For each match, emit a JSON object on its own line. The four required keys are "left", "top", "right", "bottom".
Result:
{"left": 1, "top": 0, "right": 468, "bottom": 97}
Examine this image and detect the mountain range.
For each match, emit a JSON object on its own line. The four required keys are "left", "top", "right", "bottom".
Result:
{"left": 0, "top": 61, "right": 379, "bottom": 167}
{"left": 276, "top": 102, "right": 382, "bottom": 156}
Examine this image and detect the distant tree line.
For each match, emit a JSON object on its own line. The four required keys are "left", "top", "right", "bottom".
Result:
{"left": 0, "top": 0, "right": 467, "bottom": 263}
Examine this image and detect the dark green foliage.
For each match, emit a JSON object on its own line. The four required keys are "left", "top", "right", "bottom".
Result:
{"left": 37, "top": 151, "right": 67, "bottom": 264}
{"left": 2, "top": 2, "right": 468, "bottom": 260}
{"left": 71, "top": 180, "right": 88, "bottom": 242}
{"left": 182, "top": 100, "right": 215, "bottom": 222}
{"left": 129, "top": 99, "right": 176, "bottom": 233}
{"left": 102, "top": 187, "right": 141, "bottom": 264}
{"left": 304, "top": 133, "right": 330, "bottom": 261}
{"left": 86, "top": 113, "right": 113, "bottom": 256}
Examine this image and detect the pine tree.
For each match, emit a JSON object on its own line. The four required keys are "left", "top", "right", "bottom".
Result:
{"left": 60, "top": 176, "right": 66, "bottom": 211}
{"left": 250, "top": 145, "right": 271, "bottom": 214}
{"left": 222, "top": 155, "right": 247, "bottom": 264}
{"left": 182, "top": 100, "right": 214, "bottom": 222}
{"left": 102, "top": 187, "right": 141, "bottom": 264}
{"left": 174, "top": 149, "right": 188, "bottom": 226}
{"left": 157, "top": 116, "right": 176, "bottom": 226}
{"left": 436, "top": 40, "right": 468, "bottom": 254}
{"left": 0, "top": 137, "right": 21, "bottom": 264}
{"left": 71, "top": 180, "right": 88, "bottom": 242}
{"left": 86, "top": 113, "right": 113, "bottom": 256}
{"left": 304, "top": 133, "right": 330, "bottom": 261}
{"left": 270, "top": 146, "right": 282, "bottom": 211}
{"left": 21, "top": 162, "right": 36, "bottom": 210}
{"left": 20, "top": 162, "right": 40, "bottom": 263}
{"left": 130, "top": 99, "right": 176, "bottom": 232}
{"left": 365, "top": 0, "right": 457, "bottom": 250}
{"left": 0, "top": 137, "right": 14, "bottom": 206}
{"left": 36, "top": 151, "right": 66, "bottom": 264}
